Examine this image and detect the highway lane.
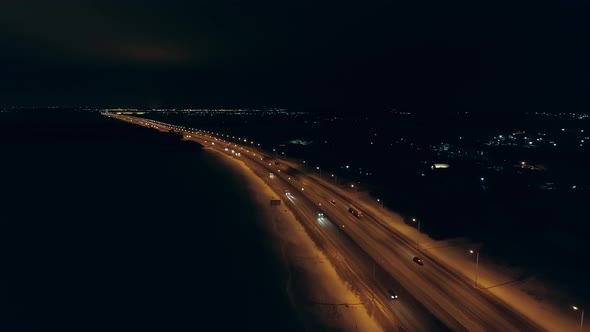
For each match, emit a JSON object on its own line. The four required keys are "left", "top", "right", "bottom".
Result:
{"left": 109, "top": 114, "right": 449, "bottom": 331}
{"left": 310, "top": 175, "right": 541, "bottom": 329}
{"left": 229, "top": 151, "right": 517, "bottom": 330}
{"left": 280, "top": 163, "right": 543, "bottom": 331}
{"left": 171, "top": 125, "right": 459, "bottom": 330}
{"left": 204, "top": 135, "right": 431, "bottom": 331}
{"left": 265, "top": 166, "right": 451, "bottom": 332}
{"left": 239, "top": 138, "right": 543, "bottom": 331}
{"left": 110, "top": 115, "right": 403, "bottom": 326}
{"left": 204, "top": 132, "right": 449, "bottom": 331}
{"left": 107, "top": 114, "right": 543, "bottom": 331}
{"left": 270, "top": 167, "right": 472, "bottom": 331}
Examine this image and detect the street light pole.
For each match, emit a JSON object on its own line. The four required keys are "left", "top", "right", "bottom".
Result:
{"left": 470, "top": 250, "right": 479, "bottom": 288}
{"left": 377, "top": 199, "right": 383, "bottom": 208}
{"left": 372, "top": 261, "right": 376, "bottom": 303}
{"left": 573, "top": 306, "right": 584, "bottom": 331}
{"left": 412, "top": 218, "right": 420, "bottom": 247}
{"left": 475, "top": 251, "right": 479, "bottom": 288}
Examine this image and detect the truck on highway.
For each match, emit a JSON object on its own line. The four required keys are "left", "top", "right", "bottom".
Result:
{"left": 348, "top": 205, "right": 363, "bottom": 217}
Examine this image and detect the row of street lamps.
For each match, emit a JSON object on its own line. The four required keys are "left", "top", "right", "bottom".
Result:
{"left": 170, "top": 124, "right": 588, "bottom": 331}
{"left": 245, "top": 139, "right": 587, "bottom": 332}
{"left": 233, "top": 134, "right": 588, "bottom": 332}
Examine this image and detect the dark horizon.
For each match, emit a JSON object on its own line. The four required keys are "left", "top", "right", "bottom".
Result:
{"left": 1, "top": 1, "right": 587, "bottom": 112}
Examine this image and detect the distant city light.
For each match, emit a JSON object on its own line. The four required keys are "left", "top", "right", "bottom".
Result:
{"left": 434, "top": 163, "right": 450, "bottom": 169}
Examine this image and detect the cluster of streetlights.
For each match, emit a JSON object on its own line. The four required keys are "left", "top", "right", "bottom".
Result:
{"left": 140, "top": 119, "right": 590, "bottom": 331}
{"left": 191, "top": 126, "right": 590, "bottom": 332}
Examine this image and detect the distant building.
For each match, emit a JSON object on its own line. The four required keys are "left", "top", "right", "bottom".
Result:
{"left": 433, "top": 163, "right": 450, "bottom": 169}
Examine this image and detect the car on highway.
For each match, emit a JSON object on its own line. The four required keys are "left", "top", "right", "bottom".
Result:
{"left": 318, "top": 212, "right": 324, "bottom": 217}
{"left": 387, "top": 289, "right": 398, "bottom": 300}
{"left": 413, "top": 257, "right": 424, "bottom": 265}
{"left": 348, "top": 205, "right": 362, "bottom": 217}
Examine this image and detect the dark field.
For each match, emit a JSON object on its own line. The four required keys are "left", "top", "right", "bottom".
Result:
{"left": 0, "top": 110, "right": 302, "bottom": 331}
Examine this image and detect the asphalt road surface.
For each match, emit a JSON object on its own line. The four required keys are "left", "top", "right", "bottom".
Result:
{"left": 108, "top": 114, "right": 545, "bottom": 332}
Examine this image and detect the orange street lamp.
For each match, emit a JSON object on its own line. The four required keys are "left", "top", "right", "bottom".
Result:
{"left": 572, "top": 306, "right": 584, "bottom": 331}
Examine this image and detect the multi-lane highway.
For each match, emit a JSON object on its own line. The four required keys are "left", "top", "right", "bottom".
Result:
{"left": 108, "top": 114, "right": 545, "bottom": 332}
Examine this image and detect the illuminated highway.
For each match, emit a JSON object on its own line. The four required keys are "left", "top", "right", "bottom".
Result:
{"left": 108, "top": 114, "right": 545, "bottom": 332}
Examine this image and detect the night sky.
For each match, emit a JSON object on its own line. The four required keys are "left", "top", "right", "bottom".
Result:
{"left": 0, "top": 1, "right": 587, "bottom": 111}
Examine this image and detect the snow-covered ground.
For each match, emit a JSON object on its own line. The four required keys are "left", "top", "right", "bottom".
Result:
{"left": 162, "top": 125, "right": 585, "bottom": 331}
{"left": 319, "top": 178, "right": 587, "bottom": 332}
{"left": 209, "top": 149, "right": 384, "bottom": 331}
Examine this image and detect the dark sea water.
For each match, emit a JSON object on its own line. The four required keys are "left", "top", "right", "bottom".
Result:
{"left": 0, "top": 110, "right": 302, "bottom": 331}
